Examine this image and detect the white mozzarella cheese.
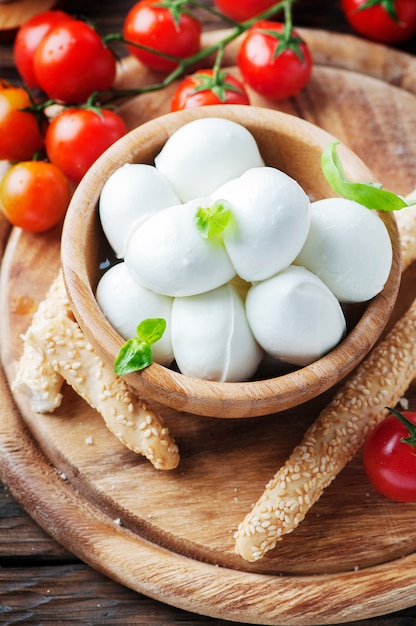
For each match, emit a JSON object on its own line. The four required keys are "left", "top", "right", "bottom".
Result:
{"left": 154, "top": 117, "right": 265, "bottom": 202}
{"left": 246, "top": 265, "right": 346, "bottom": 366}
{"left": 171, "top": 283, "right": 263, "bottom": 381}
{"left": 96, "top": 262, "right": 174, "bottom": 365}
{"left": 212, "top": 166, "right": 311, "bottom": 281}
{"left": 295, "top": 197, "right": 392, "bottom": 302}
{"left": 124, "top": 198, "right": 236, "bottom": 297}
{"left": 99, "top": 163, "right": 180, "bottom": 258}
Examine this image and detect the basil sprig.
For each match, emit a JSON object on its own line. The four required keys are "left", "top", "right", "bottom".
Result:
{"left": 114, "top": 318, "right": 166, "bottom": 376}
{"left": 321, "top": 141, "right": 411, "bottom": 211}
{"left": 195, "top": 199, "right": 232, "bottom": 239}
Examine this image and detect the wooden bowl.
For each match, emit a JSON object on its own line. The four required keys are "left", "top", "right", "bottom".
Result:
{"left": 61, "top": 105, "right": 401, "bottom": 418}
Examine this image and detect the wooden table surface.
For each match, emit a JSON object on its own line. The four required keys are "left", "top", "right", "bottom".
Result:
{"left": 1, "top": 1, "right": 416, "bottom": 624}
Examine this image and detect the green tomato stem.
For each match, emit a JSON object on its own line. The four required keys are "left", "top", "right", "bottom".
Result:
{"left": 22, "top": 0, "right": 297, "bottom": 111}
{"left": 283, "top": 0, "right": 293, "bottom": 39}
{"left": 358, "top": 0, "right": 399, "bottom": 23}
{"left": 99, "top": 0, "right": 294, "bottom": 105}
{"left": 386, "top": 407, "right": 416, "bottom": 447}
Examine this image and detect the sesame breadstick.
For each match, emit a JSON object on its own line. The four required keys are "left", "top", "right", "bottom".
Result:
{"left": 234, "top": 203, "right": 416, "bottom": 562}
{"left": 234, "top": 296, "right": 416, "bottom": 561}
{"left": 12, "top": 271, "right": 68, "bottom": 413}
{"left": 25, "top": 311, "right": 179, "bottom": 471}
{"left": 395, "top": 189, "right": 416, "bottom": 272}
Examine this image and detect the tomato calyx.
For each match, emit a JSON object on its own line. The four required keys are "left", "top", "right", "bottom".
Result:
{"left": 102, "top": 1, "right": 299, "bottom": 104}
{"left": 20, "top": 89, "right": 114, "bottom": 138}
{"left": 186, "top": 46, "right": 247, "bottom": 101}
{"left": 354, "top": 0, "right": 399, "bottom": 22}
{"left": 151, "top": 0, "right": 197, "bottom": 26}
{"left": 253, "top": 3, "right": 307, "bottom": 63}
{"left": 188, "top": 68, "right": 246, "bottom": 101}
{"left": 257, "top": 25, "right": 306, "bottom": 62}
{"left": 386, "top": 406, "right": 416, "bottom": 446}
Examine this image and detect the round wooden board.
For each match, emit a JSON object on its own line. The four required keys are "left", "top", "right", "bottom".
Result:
{"left": 1, "top": 29, "right": 416, "bottom": 626}
{"left": 0, "top": 0, "right": 60, "bottom": 36}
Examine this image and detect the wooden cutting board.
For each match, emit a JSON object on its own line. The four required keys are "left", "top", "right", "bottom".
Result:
{"left": 0, "top": 0, "right": 60, "bottom": 37}
{"left": 1, "top": 29, "right": 416, "bottom": 626}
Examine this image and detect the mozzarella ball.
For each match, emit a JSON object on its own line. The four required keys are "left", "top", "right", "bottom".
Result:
{"left": 295, "top": 198, "right": 392, "bottom": 303}
{"left": 212, "top": 166, "right": 311, "bottom": 281}
{"left": 125, "top": 198, "right": 236, "bottom": 297}
{"left": 154, "top": 117, "right": 265, "bottom": 202}
{"left": 171, "top": 284, "right": 263, "bottom": 381}
{"left": 246, "top": 265, "right": 346, "bottom": 366}
{"left": 96, "top": 262, "right": 174, "bottom": 365}
{"left": 99, "top": 163, "right": 180, "bottom": 258}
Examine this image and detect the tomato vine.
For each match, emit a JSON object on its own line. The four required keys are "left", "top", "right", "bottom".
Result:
{"left": 1, "top": 0, "right": 309, "bottom": 231}
{"left": 100, "top": 0, "right": 298, "bottom": 105}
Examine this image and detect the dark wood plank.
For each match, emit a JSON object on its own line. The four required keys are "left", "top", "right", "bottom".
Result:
{"left": 0, "top": 482, "right": 74, "bottom": 563}
{"left": 0, "top": 563, "right": 227, "bottom": 624}
{"left": 1, "top": 562, "right": 416, "bottom": 625}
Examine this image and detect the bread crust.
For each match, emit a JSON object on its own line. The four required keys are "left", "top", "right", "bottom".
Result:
{"left": 14, "top": 271, "right": 179, "bottom": 471}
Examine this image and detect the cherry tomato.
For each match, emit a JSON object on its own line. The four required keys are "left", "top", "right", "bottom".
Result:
{"left": 171, "top": 69, "right": 250, "bottom": 111}
{"left": 13, "top": 10, "right": 73, "bottom": 89}
{"left": 33, "top": 19, "right": 116, "bottom": 103}
{"left": 363, "top": 408, "right": 416, "bottom": 502}
{"left": 237, "top": 21, "right": 313, "bottom": 100}
{"left": 341, "top": 0, "right": 416, "bottom": 43}
{"left": 123, "top": 0, "right": 202, "bottom": 72}
{"left": 214, "top": 0, "right": 280, "bottom": 22}
{"left": 45, "top": 108, "right": 127, "bottom": 183}
{"left": 0, "top": 161, "right": 71, "bottom": 232}
{"left": 0, "top": 88, "right": 44, "bottom": 162}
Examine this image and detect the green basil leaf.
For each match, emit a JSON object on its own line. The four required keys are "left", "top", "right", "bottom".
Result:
{"left": 195, "top": 199, "right": 232, "bottom": 239}
{"left": 137, "top": 317, "right": 166, "bottom": 345}
{"left": 114, "top": 338, "right": 153, "bottom": 375}
{"left": 321, "top": 141, "right": 410, "bottom": 211}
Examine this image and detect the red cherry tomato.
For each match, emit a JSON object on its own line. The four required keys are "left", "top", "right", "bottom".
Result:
{"left": 0, "top": 88, "right": 44, "bottom": 162}
{"left": 13, "top": 10, "right": 73, "bottom": 89}
{"left": 45, "top": 108, "right": 127, "bottom": 183}
{"left": 214, "top": 0, "right": 280, "bottom": 22}
{"left": 171, "top": 69, "right": 250, "bottom": 111}
{"left": 237, "top": 20, "right": 313, "bottom": 100}
{"left": 341, "top": 0, "right": 416, "bottom": 43}
{"left": 0, "top": 161, "right": 71, "bottom": 232}
{"left": 363, "top": 408, "right": 416, "bottom": 502}
{"left": 33, "top": 19, "right": 116, "bottom": 103}
{"left": 123, "top": 0, "right": 202, "bottom": 72}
